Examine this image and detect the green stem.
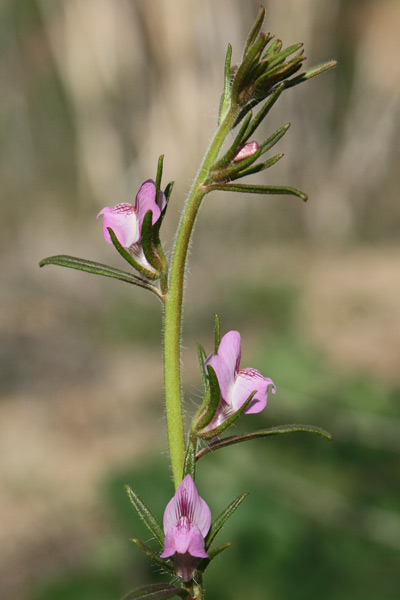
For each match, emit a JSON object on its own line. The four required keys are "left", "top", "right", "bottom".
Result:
{"left": 163, "top": 105, "right": 238, "bottom": 489}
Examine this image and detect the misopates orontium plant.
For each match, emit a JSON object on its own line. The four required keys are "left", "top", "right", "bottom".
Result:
{"left": 40, "top": 7, "right": 336, "bottom": 600}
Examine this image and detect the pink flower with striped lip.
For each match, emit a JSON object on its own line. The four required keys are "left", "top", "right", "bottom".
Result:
{"left": 160, "top": 475, "right": 211, "bottom": 582}
{"left": 204, "top": 330, "right": 276, "bottom": 430}
{"left": 97, "top": 179, "right": 166, "bottom": 248}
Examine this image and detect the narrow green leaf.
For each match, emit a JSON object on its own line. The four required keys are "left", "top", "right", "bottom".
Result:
{"left": 242, "top": 6, "right": 266, "bottom": 58}
{"left": 259, "top": 122, "right": 290, "bottom": 154}
{"left": 197, "top": 424, "right": 333, "bottom": 459}
{"left": 164, "top": 181, "right": 174, "bottom": 204}
{"left": 214, "top": 314, "right": 221, "bottom": 353}
{"left": 39, "top": 255, "right": 160, "bottom": 296}
{"left": 194, "top": 366, "right": 221, "bottom": 432}
{"left": 126, "top": 486, "right": 165, "bottom": 547}
{"left": 284, "top": 59, "right": 338, "bottom": 89}
{"left": 205, "top": 492, "right": 249, "bottom": 550}
{"left": 232, "top": 33, "right": 268, "bottom": 102}
{"left": 108, "top": 227, "right": 159, "bottom": 280}
{"left": 207, "top": 542, "right": 232, "bottom": 560}
{"left": 130, "top": 539, "right": 175, "bottom": 576}
{"left": 229, "top": 153, "right": 283, "bottom": 180}
{"left": 242, "top": 83, "right": 285, "bottom": 141}
{"left": 219, "top": 43, "right": 233, "bottom": 123}
{"left": 198, "top": 390, "right": 256, "bottom": 440}
{"left": 121, "top": 583, "right": 188, "bottom": 600}
{"left": 266, "top": 42, "right": 303, "bottom": 69}
{"left": 263, "top": 38, "right": 282, "bottom": 59}
{"left": 155, "top": 155, "right": 164, "bottom": 198}
{"left": 183, "top": 436, "right": 197, "bottom": 480}
{"left": 197, "top": 543, "right": 232, "bottom": 573}
{"left": 140, "top": 210, "right": 161, "bottom": 271}
{"left": 197, "top": 344, "right": 208, "bottom": 391}
{"left": 210, "top": 183, "right": 308, "bottom": 202}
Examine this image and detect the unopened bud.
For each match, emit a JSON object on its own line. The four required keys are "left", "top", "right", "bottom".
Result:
{"left": 233, "top": 141, "right": 259, "bottom": 162}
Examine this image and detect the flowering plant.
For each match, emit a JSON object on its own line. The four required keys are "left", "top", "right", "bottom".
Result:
{"left": 40, "top": 7, "right": 335, "bottom": 600}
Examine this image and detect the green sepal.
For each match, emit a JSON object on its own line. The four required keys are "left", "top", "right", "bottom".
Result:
{"left": 155, "top": 155, "right": 164, "bottom": 199}
{"left": 193, "top": 366, "right": 221, "bottom": 433}
{"left": 39, "top": 255, "right": 160, "bottom": 296}
{"left": 183, "top": 436, "right": 197, "bottom": 480}
{"left": 265, "top": 42, "right": 303, "bottom": 69}
{"left": 108, "top": 227, "right": 159, "bottom": 280}
{"left": 229, "top": 153, "right": 283, "bottom": 181}
{"left": 213, "top": 314, "right": 221, "bottom": 354}
{"left": 164, "top": 181, "right": 174, "bottom": 204}
{"left": 140, "top": 210, "right": 162, "bottom": 272}
{"left": 130, "top": 538, "right": 175, "bottom": 576}
{"left": 219, "top": 43, "right": 233, "bottom": 124}
{"left": 241, "top": 83, "right": 285, "bottom": 140}
{"left": 263, "top": 38, "right": 282, "bottom": 59}
{"left": 197, "top": 390, "right": 256, "bottom": 440}
{"left": 205, "top": 492, "right": 249, "bottom": 550}
{"left": 232, "top": 33, "right": 269, "bottom": 104}
{"left": 126, "top": 486, "right": 165, "bottom": 547}
{"left": 121, "top": 583, "right": 189, "bottom": 600}
{"left": 210, "top": 183, "right": 308, "bottom": 202}
{"left": 196, "top": 424, "right": 333, "bottom": 460}
{"left": 197, "top": 543, "right": 232, "bottom": 573}
{"left": 242, "top": 6, "right": 267, "bottom": 59}
{"left": 284, "top": 59, "right": 338, "bottom": 89}
{"left": 197, "top": 344, "right": 208, "bottom": 391}
{"left": 259, "top": 122, "right": 291, "bottom": 154}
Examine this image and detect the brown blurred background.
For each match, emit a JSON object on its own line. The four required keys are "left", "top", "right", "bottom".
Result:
{"left": 1, "top": 1, "right": 400, "bottom": 599}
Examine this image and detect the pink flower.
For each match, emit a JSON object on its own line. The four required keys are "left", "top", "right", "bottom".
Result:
{"left": 160, "top": 475, "right": 211, "bottom": 583}
{"left": 233, "top": 141, "right": 259, "bottom": 162}
{"left": 97, "top": 179, "right": 166, "bottom": 248}
{"left": 204, "top": 330, "right": 276, "bottom": 429}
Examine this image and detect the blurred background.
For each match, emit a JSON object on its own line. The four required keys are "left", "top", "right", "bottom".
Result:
{"left": 1, "top": 0, "right": 400, "bottom": 598}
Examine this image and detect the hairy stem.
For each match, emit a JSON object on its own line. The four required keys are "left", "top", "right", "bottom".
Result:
{"left": 163, "top": 105, "right": 238, "bottom": 488}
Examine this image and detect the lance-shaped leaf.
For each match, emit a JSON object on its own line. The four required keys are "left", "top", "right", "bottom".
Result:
{"left": 39, "top": 255, "right": 161, "bottom": 296}
{"left": 183, "top": 436, "right": 197, "bottom": 480}
{"left": 205, "top": 492, "right": 249, "bottom": 550}
{"left": 193, "top": 366, "right": 221, "bottom": 433}
{"left": 219, "top": 43, "right": 233, "bottom": 123}
{"left": 229, "top": 153, "right": 283, "bottom": 181}
{"left": 197, "top": 390, "right": 256, "bottom": 440}
{"left": 196, "top": 424, "right": 333, "bottom": 460}
{"left": 242, "top": 6, "right": 266, "bottom": 58}
{"left": 265, "top": 42, "right": 304, "bottom": 69}
{"left": 241, "top": 83, "right": 285, "bottom": 140}
{"left": 197, "top": 542, "right": 232, "bottom": 573}
{"left": 126, "top": 486, "right": 164, "bottom": 547}
{"left": 210, "top": 182, "right": 308, "bottom": 202}
{"left": 284, "top": 59, "right": 338, "bottom": 89}
{"left": 108, "top": 227, "right": 159, "bottom": 280}
{"left": 213, "top": 314, "right": 221, "bottom": 354}
{"left": 197, "top": 343, "right": 208, "bottom": 391}
{"left": 140, "top": 210, "right": 162, "bottom": 271}
{"left": 121, "top": 583, "right": 189, "bottom": 600}
{"left": 130, "top": 538, "right": 175, "bottom": 576}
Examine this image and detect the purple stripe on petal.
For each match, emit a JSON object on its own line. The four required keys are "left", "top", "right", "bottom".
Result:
{"left": 232, "top": 368, "right": 276, "bottom": 413}
{"left": 97, "top": 203, "right": 139, "bottom": 247}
